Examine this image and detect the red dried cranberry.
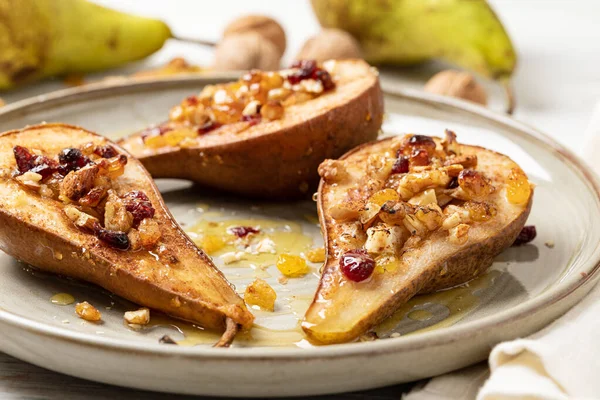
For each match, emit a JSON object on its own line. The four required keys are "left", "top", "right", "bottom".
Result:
{"left": 97, "top": 229, "right": 130, "bottom": 250}
{"left": 58, "top": 148, "right": 91, "bottom": 174}
{"left": 185, "top": 96, "right": 199, "bottom": 106}
{"left": 409, "top": 134, "right": 436, "bottom": 147}
{"left": 123, "top": 191, "right": 155, "bottom": 228}
{"left": 313, "top": 69, "right": 335, "bottom": 91}
{"left": 228, "top": 226, "right": 260, "bottom": 238}
{"left": 447, "top": 177, "right": 459, "bottom": 189}
{"left": 13, "top": 146, "right": 33, "bottom": 173}
{"left": 30, "top": 157, "right": 59, "bottom": 179}
{"left": 287, "top": 60, "right": 317, "bottom": 84}
{"left": 410, "top": 148, "right": 430, "bottom": 166}
{"left": 512, "top": 225, "right": 537, "bottom": 246}
{"left": 13, "top": 146, "right": 59, "bottom": 179}
{"left": 197, "top": 121, "right": 219, "bottom": 135}
{"left": 391, "top": 156, "right": 409, "bottom": 174}
{"left": 241, "top": 114, "right": 262, "bottom": 126}
{"left": 94, "top": 145, "right": 118, "bottom": 159}
{"left": 340, "top": 249, "right": 375, "bottom": 282}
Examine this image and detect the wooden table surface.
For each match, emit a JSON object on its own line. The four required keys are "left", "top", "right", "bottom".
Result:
{"left": 1, "top": 0, "right": 599, "bottom": 398}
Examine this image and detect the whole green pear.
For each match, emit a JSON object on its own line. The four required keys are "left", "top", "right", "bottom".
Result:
{"left": 0, "top": 0, "right": 172, "bottom": 89}
{"left": 311, "top": 0, "right": 516, "bottom": 80}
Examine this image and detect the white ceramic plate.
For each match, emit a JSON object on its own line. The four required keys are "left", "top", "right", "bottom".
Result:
{"left": 0, "top": 76, "right": 599, "bottom": 397}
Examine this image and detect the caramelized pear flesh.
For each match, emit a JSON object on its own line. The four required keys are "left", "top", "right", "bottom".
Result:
{"left": 0, "top": 124, "right": 253, "bottom": 343}
{"left": 303, "top": 132, "right": 533, "bottom": 344}
{"left": 119, "top": 59, "right": 383, "bottom": 199}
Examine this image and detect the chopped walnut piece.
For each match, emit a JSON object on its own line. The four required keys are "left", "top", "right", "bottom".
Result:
{"left": 104, "top": 191, "right": 134, "bottom": 233}
{"left": 358, "top": 202, "right": 381, "bottom": 227}
{"left": 124, "top": 307, "right": 150, "bottom": 325}
{"left": 449, "top": 223, "right": 470, "bottom": 245}
{"left": 64, "top": 206, "right": 100, "bottom": 233}
{"left": 16, "top": 171, "right": 43, "bottom": 190}
{"left": 414, "top": 205, "right": 444, "bottom": 231}
{"left": 364, "top": 225, "right": 406, "bottom": 254}
{"left": 442, "top": 129, "right": 459, "bottom": 155}
{"left": 379, "top": 201, "right": 407, "bottom": 226}
{"left": 329, "top": 201, "right": 360, "bottom": 222}
{"left": 138, "top": 218, "right": 161, "bottom": 248}
{"left": 444, "top": 154, "right": 477, "bottom": 169}
{"left": 75, "top": 301, "right": 102, "bottom": 322}
{"left": 318, "top": 159, "right": 349, "bottom": 183}
{"left": 127, "top": 228, "right": 142, "bottom": 250}
{"left": 60, "top": 164, "right": 99, "bottom": 201}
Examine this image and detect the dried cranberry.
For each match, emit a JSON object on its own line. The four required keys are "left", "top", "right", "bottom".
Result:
{"left": 512, "top": 225, "right": 537, "bottom": 246}
{"left": 313, "top": 69, "right": 335, "bottom": 91}
{"left": 13, "top": 146, "right": 33, "bottom": 173}
{"left": 287, "top": 60, "right": 317, "bottom": 84}
{"left": 123, "top": 191, "right": 155, "bottom": 228}
{"left": 241, "top": 114, "right": 262, "bottom": 126}
{"left": 391, "top": 156, "right": 409, "bottom": 174}
{"left": 94, "top": 145, "right": 118, "bottom": 159}
{"left": 228, "top": 226, "right": 260, "bottom": 238}
{"left": 185, "top": 96, "right": 199, "bottom": 106}
{"left": 197, "top": 121, "right": 219, "bottom": 135}
{"left": 410, "top": 148, "right": 430, "bottom": 166}
{"left": 58, "top": 148, "right": 91, "bottom": 174}
{"left": 409, "top": 134, "right": 436, "bottom": 146}
{"left": 340, "top": 249, "right": 375, "bottom": 282}
{"left": 13, "top": 146, "right": 59, "bottom": 179}
{"left": 97, "top": 229, "right": 130, "bottom": 250}
{"left": 31, "top": 157, "right": 59, "bottom": 179}
{"left": 447, "top": 177, "right": 459, "bottom": 189}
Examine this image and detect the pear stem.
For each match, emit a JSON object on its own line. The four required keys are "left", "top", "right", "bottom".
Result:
{"left": 213, "top": 317, "right": 239, "bottom": 348}
{"left": 503, "top": 80, "right": 515, "bottom": 115}
{"left": 171, "top": 34, "right": 217, "bottom": 47}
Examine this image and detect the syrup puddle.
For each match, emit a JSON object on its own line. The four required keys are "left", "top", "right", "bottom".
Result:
{"left": 50, "top": 293, "right": 75, "bottom": 306}
{"left": 36, "top": 200, "right": 507, "bottom": 347}
{"left": 374, "top": 270, "right": 501, "bottom": 338}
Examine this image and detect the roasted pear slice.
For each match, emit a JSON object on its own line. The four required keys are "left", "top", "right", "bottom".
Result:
{"left": 0, "top": 124, "right": 253, "bottom": 345}
{"left": 303, "top": 131, "right": 533, "bottom": 344}
{"left": 119, "top": 59, "right": 383, "bottom": 199}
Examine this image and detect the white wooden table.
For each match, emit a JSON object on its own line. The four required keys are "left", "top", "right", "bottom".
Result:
{"left": 1, "top": 0, "right": 599, "bottom": 398}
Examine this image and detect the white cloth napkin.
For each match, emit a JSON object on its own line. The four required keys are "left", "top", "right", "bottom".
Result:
{"left": 405, "top": 105, "right": 600, "bottom": 400}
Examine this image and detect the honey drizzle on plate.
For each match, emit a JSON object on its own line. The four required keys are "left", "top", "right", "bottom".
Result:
{"left": 44, "top": 208, "right": 503, "bottom": 346}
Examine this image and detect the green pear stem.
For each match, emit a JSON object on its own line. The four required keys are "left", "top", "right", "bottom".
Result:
{"left": 213, "top": 317, "right": 239, "bottom": 348}
{"left": 171, "top": 34, "right": 217, "bottom": 47}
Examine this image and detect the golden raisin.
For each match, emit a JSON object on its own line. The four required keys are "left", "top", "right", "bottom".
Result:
{"left": 368, "top": 189, "right": 400, "bottom": 206}
{"left": 199, "top": 235, "right": 227, "bottom": 254}
{"left": 276, "top": 254, "right": 309, "bottom": 277}
{"left": 244, "top": 279, "right": 277, "bottom": 311}
{"left": 506, "top": 168, "right": 531, "bottom": 205}
{"left": 75, "top": 301, "right": 102, "bottom": 322}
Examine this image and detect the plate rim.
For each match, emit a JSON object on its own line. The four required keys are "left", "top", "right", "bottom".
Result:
{"left": 0, "top": 75, "right": 599, "bottom": 361}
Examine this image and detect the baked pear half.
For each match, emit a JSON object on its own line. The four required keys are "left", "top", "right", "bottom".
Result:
{"left": 303, "top": 130, "right": 534, "bottom": 344}
{"left": 119, "top": 59, "right": 383, "bottom": 199}
{"left": 0, "top": 124, "right": 253, "bottom": 346}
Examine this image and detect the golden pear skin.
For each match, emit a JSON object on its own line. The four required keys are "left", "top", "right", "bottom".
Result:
{"left": 311, "top": 0, "right": 516, "bottom": 80}
{"left": 0, "top": 0, "right": 171, "bottom": 89}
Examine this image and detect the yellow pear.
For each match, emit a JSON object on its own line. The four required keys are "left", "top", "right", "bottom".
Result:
{"left": 0, "top": 0, "right": 171, "bottom": 89}
{"left": 311, "top": 0, "right": 516, "bottom": 81}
